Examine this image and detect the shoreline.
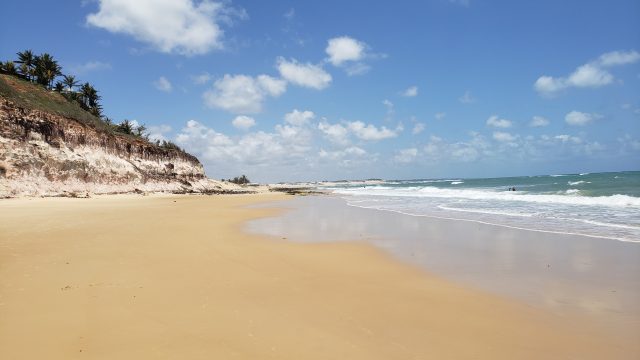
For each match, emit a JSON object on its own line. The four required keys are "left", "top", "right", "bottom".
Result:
{"left": 248, "top": 195, "right": 640, "bottom": 347}
{"left": 342, "top": 199, "right": 639, "bottom": 243}
{"left": 0, "top": 194, "right": 635, "bottom": 358}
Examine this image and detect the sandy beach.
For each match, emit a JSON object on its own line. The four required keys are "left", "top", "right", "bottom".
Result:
{"left": 0, "top": 194, "right": 634, "bottom": 359}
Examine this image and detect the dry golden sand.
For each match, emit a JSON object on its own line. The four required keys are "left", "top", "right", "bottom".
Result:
{"left": 0, "top": 194, "right": 633, "bottom": 359}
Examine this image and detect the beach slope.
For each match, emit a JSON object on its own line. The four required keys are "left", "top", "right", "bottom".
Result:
{"left": 0, "top": 194, "right": 629, "bottom": 359}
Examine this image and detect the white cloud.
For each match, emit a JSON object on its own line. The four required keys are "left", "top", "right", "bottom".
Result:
{"left": 86, "top": 0, "right": 245, "bottom": 56}
{"left": 318, "top": 121, "right": 350, "bottom": 145}
{"left": 231, "top": 115, "right": 256, "bottom": 130}
{"left": 203, "top": 74, "right": 286, "bottom": 114}
{"left": 192, "top": 72, "right": 212, "bottom": 84}
{"left": 402, "top": 86, "right": 418, "bottom": 97}
{"left": 318, "top": 146, "right": 370, "bottom": 167}
{"left": 394, "top": 148, "right": 418, "bottom": 163}
{"left": 566, "top": 63, "right": 613, "bottom": 87}
{"left": 256, "top": 74, "right": 287, "bottom": 95}
{"left": 598, "top": 50, "right": 640, "bottom": 66}
{"left": 565, "top": 111, "right": 601, "bottom": 126}
{"left": 493, "top": 131, "right": 517, "bottom": 142}
{"left": 326, "top": 36, "right": 366, "bottom": 66}
{"left": 486, "top": 115, "right": 512, "bottom": 128}
{"left": 423, "top": 133, "right": 491, "bottom": 163}
{"left": 412, "top": 123, "right": 426, "bottom": 135}
{"left": 435, "top": 112, "right": 446, "bottom": 120}
{"left": 153, "top": 76, "right": 172, "bottom": 92}
{"left": 68, "top": 61, "right": 111, "bottom": 75}
{"left": 276, "top": 57, "right": 332, "bottom": 90}
{"left": 459, "top": 90, "right": 475, "bottom": 104}
{"left": 318, "top": 120, "right": 400, "bottom": 143}
{"left": 284, "top": 109, "right": 315, "bottom": 126}
{"left": 534, "top": 50, "right": 639, "bottom": 95}
{"left": 529, "top": 116, "right": 549, "bottom": 127}
{"left": 553, "top": 134, "right": 582, "bottom": 144}
{"left": 176, "top": 120, "right": 312, "bottom": 172}
{"left": 147, "top": 124, "right": 172, "bottom": 142}
{"left": 347, "top": 121, "right": 399, "bottom": 141}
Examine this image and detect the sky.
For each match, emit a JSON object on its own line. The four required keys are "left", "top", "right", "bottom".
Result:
{"left": 1, "top": 0, "right": 639, "bottom": 182}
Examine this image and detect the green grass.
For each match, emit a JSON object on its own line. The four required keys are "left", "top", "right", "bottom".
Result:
{"left": 0, "top": 73, "right": 197, "bottom": 160}
{"left": 0, "top": 74, "right": 112, "bottom": 133}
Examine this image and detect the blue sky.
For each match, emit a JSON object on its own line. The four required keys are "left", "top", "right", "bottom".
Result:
{"left": 1, "top": 0, "right": 639, "bottom": 182}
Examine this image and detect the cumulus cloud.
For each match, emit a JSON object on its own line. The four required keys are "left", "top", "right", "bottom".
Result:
{"left": 318, "top": 120, "right": 400, "bottom": 143}
{"left": 326, "top": 36, "right": 366, "bottom": 66}
{"left": 203, "top": 74, "right": 286, "bottom": 114}
{"left": 176, "top": 119, "right": 312, "bottom": 172}
{"left": 347, "top": 121, "right": 400, "bottom": 141}
{"left": 276, "top": 57, "right": 332, "bottom": 90}
{"left": 231, "top": 115, "right": 256, "bottom": 130}
{"left": 401, "top": 85, "right": 418, "bottom": 97}
{"left": 598, "top": 50, "right": 640, "bottom": 66}
{"left": 493, "top": 131, "right": 517, "bottom": 142}
{"left": 553, "top": 134, "right": 582, "bottom": 143}
{"left": 86, "top": 0, "right": 246, "bottom": 56}
{"left": 394, "top": 148, "right": 418, "bottom": 163}
{"left": 486, "top": 115, "right": 512, "bottom": 128}
{"left": 529, "top": 116, "right": 549, "bottom": 127}
{"left": 423, "top": 133, "right": 490, "bottom": 163}
{"left": 412, "top": 123, "right": 426, "bottom": 135}
{"left": 153, "top": 76, "right": 172, "bottom": 92}
{"left": 318, "top": 121, "right": 350, "bottom": 145}
{"left": 147, "top": 124, "right": 172, "bottom": 142}
{"left": 534, "top": 50, "right": 639, "bottom": 95}
{"left": 318, "top": 146, "right": 370, "bottom": 167}
{"left": 435, "top": 112, "right": 446, "bottom": 121}
{"left": 284, "top": 109, "right": 315, "bottom": 126}
{"left": 325, "top": 36, "right": 374, "bottom": 76}
{"left": 565, "top": 111, "right": 601, "bottom": 126}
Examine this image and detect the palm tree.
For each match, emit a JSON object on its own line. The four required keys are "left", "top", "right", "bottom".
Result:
{"left": 54, "top": 81, "right": 65, "bottom": 92}
{"left": 135, "top": 124, "right": 147, "bottom": 138}
{"left": 34, "top": 53, "right": 62, "bottom": 89}
{"left": 79, "top": 82, "right": 100, "bottom": 111}
{"left": 1, "top": 61, "right": 18, "bottom": 75}
{"left": 62, "top": 74, "right": 79, "bottom": 92}
{"left": 15, "top": 50, "right": 35, "bottom": 81}
{"left": 117, "top": 120, "right": 134, "bottom": 135}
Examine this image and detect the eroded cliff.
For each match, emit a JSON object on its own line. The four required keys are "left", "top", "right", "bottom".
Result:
{"left": 0, "top": 74, "right": 241, "bottom": 197}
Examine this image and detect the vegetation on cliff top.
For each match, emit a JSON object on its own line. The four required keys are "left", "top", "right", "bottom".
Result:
{"left": 0, "top": 50, "right": 186, "bottom": 154}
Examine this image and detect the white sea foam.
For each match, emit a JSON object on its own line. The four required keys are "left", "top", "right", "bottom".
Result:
{"left": 342, "top": 201, "right": 639, "bottom": 243}
{"left": 437, "top": 205, "right": 537, "bottom": 217}
{"left": 450, "top": 181, "right": 464, "bottom": 185}
{"left": 568, "top": 180, "right": 590, "bottom": 186}
{"left": 333, "top": 186, "right": 640, "bottom": 208}
{"left": 565, "top": 189, "right": 581, "bottom": 195}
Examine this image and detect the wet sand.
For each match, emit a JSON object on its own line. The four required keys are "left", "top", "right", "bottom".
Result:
{"left": 0, "top": 194, "right": 635, "bottom": 359}
{"left": 248, "top": 195, "right": 640, "bottom": 352}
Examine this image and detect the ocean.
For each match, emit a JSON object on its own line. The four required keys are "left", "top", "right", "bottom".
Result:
{"left": 323, "top": 171, "right": 640, "bottom": 243}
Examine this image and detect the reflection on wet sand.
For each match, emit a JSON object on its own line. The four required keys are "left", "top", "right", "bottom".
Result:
{"left": 248, "top": 195, "right": 640, "bottom": 340}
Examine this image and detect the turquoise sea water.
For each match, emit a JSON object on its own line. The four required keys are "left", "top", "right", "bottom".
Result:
{"left": 324, "top": 171, "right": 640, "bottom": 242}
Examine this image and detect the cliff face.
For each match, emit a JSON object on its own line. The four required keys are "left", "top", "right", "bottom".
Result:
{"left": 0, "top": 97, "right": 213, "bottom": 197}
